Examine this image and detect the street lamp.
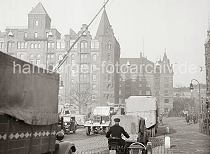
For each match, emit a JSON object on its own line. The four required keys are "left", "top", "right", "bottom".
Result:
{"left": 190, "top": 79, "right": 201, "bottom": 131}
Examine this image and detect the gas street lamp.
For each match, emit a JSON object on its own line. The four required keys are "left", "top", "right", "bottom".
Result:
{"left": 190, "top": 79, "right": 201, "bottom": 131}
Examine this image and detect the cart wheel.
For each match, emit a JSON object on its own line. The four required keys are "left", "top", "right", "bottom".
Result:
{"left": 86, "top": 127, "right": 90, "bottom": 136}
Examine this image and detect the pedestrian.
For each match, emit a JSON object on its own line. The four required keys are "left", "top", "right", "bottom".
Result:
{"left": 193, "top": 114, "right": 196, "bottom": 124}
{"left": 186, "top": 114, "right": 190, "bottom": 124}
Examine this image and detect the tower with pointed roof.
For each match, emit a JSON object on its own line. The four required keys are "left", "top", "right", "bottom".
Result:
{"left": 28, "top": 2, "right": 51, "bottom": 30}
{"left": 96, "top": 8, "right": 120, "bottom": 105}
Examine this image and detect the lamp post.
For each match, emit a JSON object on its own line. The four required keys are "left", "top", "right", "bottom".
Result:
{"left": 190, "top": 79, "right": 201, "bottom": 132}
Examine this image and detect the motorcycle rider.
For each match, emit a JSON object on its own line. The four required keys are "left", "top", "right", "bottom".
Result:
{"left": 106, "top": 118, "right": 130, "bottom": 146}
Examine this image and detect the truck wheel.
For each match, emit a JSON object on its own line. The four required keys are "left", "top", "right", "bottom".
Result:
{"left": 86, "top": 127, "right": 90, "bottom": 136}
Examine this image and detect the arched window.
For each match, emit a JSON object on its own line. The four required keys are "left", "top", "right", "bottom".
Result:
{"left": 80, "top": 41, "right": 88, "bottom": 49}
{"left": 108, "top": 41, "right": 112, "bottom": 50}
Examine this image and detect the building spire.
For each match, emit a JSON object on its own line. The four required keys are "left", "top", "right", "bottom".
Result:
{"left": 96, "top": 9, "right": 112, "bottom": 37}
{"left": 29, "top": 2, "right": 48, "bottom": 15}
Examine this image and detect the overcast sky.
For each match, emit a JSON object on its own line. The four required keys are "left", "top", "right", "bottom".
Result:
{"left": 0, "top": 0, "right": 209, "bottom": 87}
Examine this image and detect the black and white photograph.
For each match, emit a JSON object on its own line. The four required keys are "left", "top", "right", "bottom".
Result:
{"left": 0, "top": 0, "right": 210, "bottom": 153}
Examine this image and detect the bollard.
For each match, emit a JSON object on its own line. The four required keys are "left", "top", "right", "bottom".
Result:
{"left": 164, "top": 135, "right": 170, "bottom": 149}
{"left": 146, "top": 142, "right": 152, "bottom": 154}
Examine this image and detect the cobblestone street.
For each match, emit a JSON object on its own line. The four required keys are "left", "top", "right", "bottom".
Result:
{"left": 163, "top": 117, "right": 210, "bottom": 154}
{"left": 64, "top": 117, "right": 210, "bottom": 154}
{"left": 64, "top": 129, "right": 108, "bottom": 153}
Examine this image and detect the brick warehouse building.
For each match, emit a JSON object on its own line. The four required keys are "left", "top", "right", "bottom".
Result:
{"left": 0, "top": 3, "right": 120, "bottom": 114}
{"left": 204, "top": 18, "right": 210, "bottom": 135}
{"left": 119, "top": 52, "right": 174, "bottom": 115}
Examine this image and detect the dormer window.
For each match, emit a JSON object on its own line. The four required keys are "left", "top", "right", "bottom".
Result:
{"left": 35, "top": 20, "right": 38, "bottom": 26}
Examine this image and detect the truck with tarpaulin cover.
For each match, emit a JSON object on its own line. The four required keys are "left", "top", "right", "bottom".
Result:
{"left": 125, "top": 96, "right": 158, "bottom": 137}
{"left": 0, "top": 51, "right": 76, "bottom": 154}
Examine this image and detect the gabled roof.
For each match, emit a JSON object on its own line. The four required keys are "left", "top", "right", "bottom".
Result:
{"left": 29, "top": 2, "right": 48, "bottom": 15}
{"left": 120, "top": 57, "right": 154, "bottom": 66}
{"left": 96, "top": 9, "right": 112, "bottom": 36}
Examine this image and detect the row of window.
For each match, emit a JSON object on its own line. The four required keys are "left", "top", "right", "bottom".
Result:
{"left": 71, "top": 54, "right": 97, "bottom": 63}
{"left": 0, "top": 40, "right": 103, "bottom": 50}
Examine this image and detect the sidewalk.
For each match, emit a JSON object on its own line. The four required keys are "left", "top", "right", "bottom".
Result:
{"left": 163, "top": 117, "right": 210, "bottom": 154}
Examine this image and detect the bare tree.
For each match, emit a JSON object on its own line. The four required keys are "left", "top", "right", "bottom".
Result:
{"left": 69, "top": 83, "right": 92, "bottom": 114}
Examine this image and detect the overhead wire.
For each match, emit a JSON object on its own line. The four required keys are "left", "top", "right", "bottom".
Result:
{"left": 53, "top": 0, "right": 111, "bottom": 72}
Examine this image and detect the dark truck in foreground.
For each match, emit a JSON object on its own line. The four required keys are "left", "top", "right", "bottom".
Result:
{"left": 0, "top": 51, "right": 75, "bottom": 154}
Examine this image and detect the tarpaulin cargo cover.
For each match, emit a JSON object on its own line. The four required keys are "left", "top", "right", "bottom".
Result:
{"left": 0, "top": 51, "right": 59, "bottom": 125}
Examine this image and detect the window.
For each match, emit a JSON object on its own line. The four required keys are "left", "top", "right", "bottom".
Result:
{"left": 58, "top": 54, "right": 63, "bottom": 61}
{"left": 17, "top": 42, "right": 27, "bottom": 49}
{"left": 19, "top": 54, "right": 24, "bottom": 60}
{"left": 71, "top": 54, "right": 75, "bottom": 64}
{"left": 92, "top": 84, "right": 96, "bottom": 90}
{"left": 34, "top": 43, "right": 38, "bottom": 49}
{"left": 37, "top": 54, "right": 41, "bottom": 59}
{"left": 57, "top": 42, "right": 65, "bottom": 49}
{"left": 48, "top": 42, "right": 55, "bottom": 49}
{"left": 17, "top": 42, "right": 21, "bottom": 49}
{"left": 107, "top": 54, "right": 111, "bottom": 61}
{"left": 8, "top": 42, "right": 14, "bottom": 49}
{"left": 38, "top": 43, "right": 41, "bottom": 49}
{"left": 92, "top": 54, "right": 97, "bottom": 61}
{"left": 92, "top": 65, "right": 97, "bottom": 71}
{"left": 92, "top": 74, "right": 96, "bottom": 81}
{"left": 25, "top": 42, "right": 28, "bottom": 49}
{"left": 108, "top": 41, "right": 112, "bottom": 50}
{"left": 36, "top": 59, "right": 41, "bottom": 65}
{"left": 164, "top": 99, "right": 169, "bottom": 103}
{"left": 164, "top": 90, "right": 169, "bottom": 96}
{"left": 24, "top": 32, "right": 27, "bottom": 38}
{"left": 35, "top": 20, "right": 38, "bottom": 26}
{"left": 30, "top": 43, "right": 34, "bottom": 49}
{"left": 91, "top": 40, "right": 99, "bottom": 49}
{"left": 0, "top": 42, "right": 4, "bottom": 49}
{"left": 30, "top": 54, "right": 34, "bottom": 59}
{"left": 34, "top": 32, "right": 38, "bottom": 38}
{"left": 70, "top": 40, "right": 77, "bottom": 49}
{"left": 80, "top": 41, "right": 88, "bottom": 49}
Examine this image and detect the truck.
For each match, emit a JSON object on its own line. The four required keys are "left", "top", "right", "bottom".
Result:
{"left": 84, "top": 106, "right": 114, "bottom": 135}
{"left": 0, "top": 51, "right": 76, "bottom": 154}
{"left": 59, "top": 109, "right": 77, "bottom": 134}
{"left": 125, "top": 96, "right": 158, "bottom": 137}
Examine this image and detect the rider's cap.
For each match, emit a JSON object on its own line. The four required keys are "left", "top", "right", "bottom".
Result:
{"left": 114, "top": 118, "right": 120, "bottom": 122}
